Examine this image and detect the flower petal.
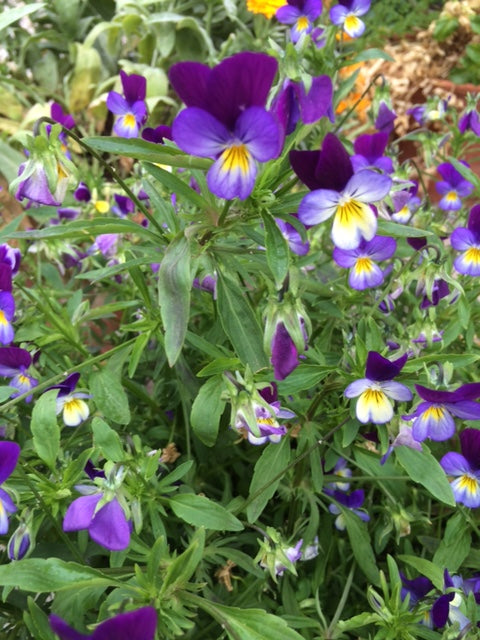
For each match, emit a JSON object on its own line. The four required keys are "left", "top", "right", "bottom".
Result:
{"left": 172, "top": 107, "right": 230, "bottom": 158}
{"left": 89, "top": 498, "right": 130, "bottom": 551}
{"left": 235, "top": 107, "right": 282, "bottom": 161}
{"left": 0, "top": 441, "right": 20, "bottom": 484}
{"left": 49, "top": 615, "right": 89, "bottom": 640}
{"left": 348, "top": 258, "right": 384, "bottom": 289}
{"left": 207, "top": 144, "right": 257, "bottom": 200}
{"left": 331, "top": 200, "right": 377, "bottom": 250}
{"left": 344, "top": 170, "right": 392, "bottom": 203}
{"left": 356, "top": 388, "right": 393, "bottom": 424}
{"left": 298, "top": 189, "right": 339, "bottom": 226}
{"left": 63, "top": 494, "right": 102, "bottom": 531}
{"left": 92, "top": 607, "right": 157, "bottom": 640}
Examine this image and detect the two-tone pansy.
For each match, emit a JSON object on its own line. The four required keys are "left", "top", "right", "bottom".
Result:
{"left": 291, "top": 133, "right": 392, "bottom": 250}
{"left": 451, "top": 204, "right": 480, "bottom": 276}
{"left": 332, "top": 235, "right": 396, "bottom": 290}
{"left": 276, "top": 0, "right": 322, "bottom": 43}
{"left": 50, "top": 607, "right": 157, "bottom": 640}
{"left": 0, "top": 292, "right": 15, "bottom": 345}
{"left": 345, "top": 351, "right": 412, "bottom": 424}
{"left": 435, "top": 161, "right": 474, "bottom": 211}
{"left": 48, "top": 373, "right": 90, "bottom": 427}
{"left": 0, "top": 347, "right": 38, "bottom": 402}
{"left": 0, "top": 441, "right": 20, "bottom": 535}
{"left": 440, "top": 429, "right": 480, "bottom": 508}
{"left": 106, "top": 70, "right": 148, "bottom": 138}
{"left": 169, "top": 52, "right": 282, "bottom": 200}
{"left": 329, "top": 0, "right": 371, "bottom": 38}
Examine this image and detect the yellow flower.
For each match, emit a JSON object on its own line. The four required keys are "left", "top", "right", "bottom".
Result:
{"left": 246, "top": 0, "right": 285, "bottom": 19}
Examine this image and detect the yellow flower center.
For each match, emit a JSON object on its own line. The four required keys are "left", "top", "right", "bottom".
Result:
{"left": 124, "top": 113, "right": 136, "bottom": 128}
{"left": 64, "top": 398, "right": 83, "bottom": 413}
{"left": 221, "top": 144, "right": 250, "bottom": 175}
{"left": 17, "top": 374, "right": 30, "bottom": 386}
{"left": 0, "top": 310, "right": 6, "bottom": 326}
{"left": 57, "top": 163, "right": 68, "bottom": 180}
{"left": 354, "top": 257, "right": 373, "bottom": 274}
{"left": 336, "top": 199, "right": 365, "bottom": 224}
{"left": 423, "top": 405, "right": 444, "bottom": 421}
{"left": 465, "top": 247, "right": 480, "bottom": 265}
{"left": 458, "top": 474, "right": 479, "bottom": 495}
{"left": 297, "top": 16, "right": 309, "bottom": 31}
{"left": 344, "top": 14, "right": 360, "bottom": 33}
{"left": 445, "top": 190, "right": 458, "bottom": 203}
{"left": 95, "top": 200, "right": 110, "bottom": 213}
{"left": 257, "top": 416, "right": 277, "bottom": 427}
{"left": 362, "top": 388, "right": 387, "bottom": 406}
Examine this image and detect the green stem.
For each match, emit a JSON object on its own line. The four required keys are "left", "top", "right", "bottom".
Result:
{"left": 327, "top": 563, "right": 355, "bottom": 636}
{"left": 334, "top": 73, "right": 386, "bottom": 134}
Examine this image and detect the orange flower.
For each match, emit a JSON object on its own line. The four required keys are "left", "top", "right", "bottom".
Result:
{"left": 246, "top": 0, "right": 285, "bottom": 19}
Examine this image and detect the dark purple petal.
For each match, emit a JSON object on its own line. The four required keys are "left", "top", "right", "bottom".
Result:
{"left": 92, "top": 607, "right": 157, "bottom": 640}
{"left": 172, "top": 107, "right": 230, "bottom": 158}
{"left": 365, "top": 351, "right": 407, "bottom": 381}
{"left": 375, "top": 101, "right": 396, "bottom": 133}
{"left": 353, "top": 132, "right": 388, "bottom": 161}
{"left": 271, "top": 322, "right": 299, "bottom": 380}
{"left": 414, "top": 385, "right": 457, "bottom": 403}
{"left": 313, "top": 133, "right": 353, "bottom": 191}
{"left": 401, "top": 574, "right": 434, "bottom": 604}
{"left": 290, "top": 149, "right": 323, "bottom": 190}
{"left": 468, "top": 204, "right": 480, "bottom": 237}
{"left": 0, "top": 441, "right": 20, "bottom": 484}
{"left": 63, "top": 494, "right": 102, "bottom": 531}
{"left": 298, "top": 75, "right": 333, "bottom": 125}
{"left": 431, "top": 593, "right": 454, "bottom": 628}
{"left": 141, "top": 125, "right": 173, "bottom": 144}
{"left": 0, "top": 347, "right": 31, "bottom": 376}
{"left": 120, "top": 70, "right": 147, "bottom": 104}
{"left": 49, "top": 615, "right": 88, "bottom": 640}
{"left": 168, "top": 61, "right": 211, "bottom": 110}
{"left": 89, "top": 498, "right": 130, "bottom": 551}
{"left": 74, "top": 182, "right": 91, "bottom": 202}
{"left": 47, "top": 372, "right": 80, "bottom": 396}
{"left": 271, "top": 82, "right": 301, "bottom": 136}
{"left": 454, "top": 383, "right": 480, "bottom": 401}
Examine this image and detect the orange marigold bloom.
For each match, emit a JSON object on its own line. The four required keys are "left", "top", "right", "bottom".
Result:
{"left": 246, "top": 0, "right": 286, "bottom": 18}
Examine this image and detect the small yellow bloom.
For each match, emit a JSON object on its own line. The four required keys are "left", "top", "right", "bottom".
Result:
{"left": 94, "top": 200, "right": 110, "bottom": 213}
{"left": 246, "top": 0, "right": 285, "bottom": 19}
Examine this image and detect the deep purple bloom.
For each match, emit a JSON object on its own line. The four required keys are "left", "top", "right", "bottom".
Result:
{"left": 111, "top": 194, "right": 135, "bottom": 218}
{"left": 440, "top": 429, "right": 480, "bottom": 508}
{"left": 0, "top": 347, "right": 38, "bottom": 402}
{"left": 345, "top": 351, "right": 412, "bottom": 424}
{"left": 271, "top": 75, "right": 333, "bottom": 137}
{"left": 375, "top": 101, "right": 397, "bottom": 134}
{"left": 292, "top": 134, "right": 391, "bottom": 250}
{"left": 0, "top": 441, "right": 20, "bottom": 534}
{"left": 74, "top": 182, "right": 91, "bottom": 202}
{"left": 193, "top": 274, "right": 217, "bottom": 298}
{"left": 405, "top": 383, "right": 480, "bottom": 442}
{"left": 49, "top": 607, "right": 157, "bottom": 640}
{"left": 51, "top": 103, "right": 75, "bottom": 130}
{"left": 451, "top": 204, "right": 480, "bottom": 275}
{"left": 141, "top": 124, "right": 173, "bottom": 144}
{"left": 435, "top": 161, "right": 474, "bottom": 211}
{"left": 63, "top": 491, "right": 130, "bottom": 551}
{"left": 459, "top": 108, "right": 480, "bottom": 136}
{"left": 0, "top": 292, "right": 15, "bottom": 344}
{"left": 0, "top": 244, "right": 21, "bottom": 278}
{"left": 401, "top": 573, "right": 434, "bottom": 607}
{"left": 58, "top": 207, "right": 81, "bottom": 221}
{"left": 329, "top": 0, "right": 371, "bottom": 38}
{"left": 47, "top": 373, "right": 90, "bottom": 427}
{"left": 325, "top": 488, "right": 370, "bottom": 530}
{"left": 271, "top": 315, "right": 308, "bottom": 380}
{"left": 275, "top": 217, "right": 310, "bottom": 255}
{"left": 106, "top": 70, "right": 147, "bottom": 138}
{"left": 418, "top": 278, "right": 450, "bottom": 309}
{"left": 169, "top": 52, "right": 282, "bottom": 200}
{"left": 7, "top": 523, "right": 30, "bottom": 560}
{"left": 351, "top": 132, "right": 393, "bottom": 173}
{"left": 333, "top": 235, "right": 396, "bottom": 290}
{"left": 276, "top": 0, "right": 322, "bottom": 43}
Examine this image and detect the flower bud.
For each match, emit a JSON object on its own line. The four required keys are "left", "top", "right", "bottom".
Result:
{"left": 7, "top": 523, "right": 31, "bottom": 561}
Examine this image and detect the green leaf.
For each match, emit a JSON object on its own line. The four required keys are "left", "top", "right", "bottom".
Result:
{"left": 89, "top": 369, "right": 131, "bottom": 425}
{"left": 398, "top": 555, "right": 444, "bottom": 590}
{"left": 402, "top": 353, "right": 479, "bottom": 372}
{"left": 191, "top": 375, "right": 226, "bottom": 446}
{"left": 30, "top": 389, "right": 60, "bottom": 470}
{"left": 0, "top": 386, "right": 16, "bottom": 402}
{"left": 216, "top": 271, "right": 268, "bottom": 372}
{"left": 0, "top": 3, "right": 44, "bottom": 32}
{"left": 433, "top": 512, "right": 471, "bottom": 572}
{"left": 377, "top": 220, "right": 434, "bottom": 238}
{"left": 197, "top": 357, "right": 241, "bottom": 377}
{"left": 158, "top": 234, "right": 192, "bottom": 366}
{"left": 160, "top": 528, "right": 205, "bottom": 592}
{"left": 92, "top": 417, "right": 125, "bottom": 462}
{"left": 246, "top": 438, "right": 291, "bottom": 523}
{"left": 167, "top": 493, "right": 243, "bottom": 531}
{"left": 260, "top": 211, "right": 289, "bottom": 289}
{"left": 277, "top": 365, "right": 332, "bottom": 394}
{"left": 341, "top": 508, "right": 380, "bottom": 585}
{"left": 395, "top": 445, "right": 455, "bottom": 506}
{"left": 449, "top": 156, "right": 480, "bottom": 191}
{"left": 352, "top": 48, "right": 394, "bottom": 62}
{"left": 143, "top": 162, "right": 212, "bottom": 210}
{"left": 156, "top": 461, "right": 194, "bottom": 491}
{"left": 8, "top": 217, "right": 158, "bottom": 242}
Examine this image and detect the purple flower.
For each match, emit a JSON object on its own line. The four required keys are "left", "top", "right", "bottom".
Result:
{"left": 418, "top": 278, "right": 451, "bottom": 309}
{"left": 0, "top": 292, "right": 15, "bottom": 344}
{"left": 0, "top": 244, "right": 21, "bottom": 278}
{"left": 333, "top": 235, "right": 396, "bottom": 290}
{"left": 7, "top": 523, "right": 31, "bottom": 560}
{"left": 325, "top": 488, "right": 370, "bottom": 530}
{"left": 345, "top": 351, "right": 412, "bottom": 424}
{"left": 351, "top": 132, "right": 393, "bottom": 173}
{"left": 435, "top": 161, "right": 474, "bottom": 211}
{"left": 90, "top": 234, "right": 119, "bottom": 258}
{"left": 58, "top": 207, "right": 81, "bottom": 221}
{"left": 74, "top": 182, "right": 91, "bottom": 202}
{"left": 107, "top": 70, "right": 148, "bottom": 138}
{"left": 51, "top": 102, "right": 75, "bottom": 130}
{"left": 0, "top": 441, "right": 20, "bottom": 534}
{"left": 271, "top": 315, "right": 308, "bottom": 380}
{"left": 459, "top": 107, "right": 480, "bottom": 136}
{"left": 375, "top": 101, "right": 396, "bottom": 134}
{"left": 271, "top": 75, "right": 333, "bottom": 137}
{"left": 63, "top": 490, "right": 130, "bottom": 551}
{"left": 401, "top": 573, "right": 434, "bottom": 608}
{"left": 390, "top": 184, "right": 420, "bottom": 224}
{"left": 292, "top": 134, "right": 391, "bottom": 250}
{"left": 49, "top": 607, "right": 157, "bottom": 640}
{"left": 329, "top": 0, "right": 371, "bottom": 38}
{"left": 276, "top": 0, "right": 322, "bottom": 43}
{"left": 193, "top": 274, "right": 217, "bottom": 298}
{"left": 0, "top": 347, "right": 38, "bottom": 402}
{"left": 405, "top": 383, "right": 480, "bottom": 442}
{"left": 440, "top": 429, "right": 480, "bottom": 508}
{"left": 451, "top": 204, "right": 480, "bottom": 275}
{"left": 275, "top": 217, "right": 310, "bottom": 255}
{"left": 325, "top": 457, "right": 352, "bottom": 491}
{"left": 111, "top": 194, "right": 135, "bottom": 218}
{"left": 169, "top": 52, "right": 282, "bottom": 200}
{"left": 141, "top": 124, "right": 173, "bottom": 144}
{"left": 48, "top": 373, "right": 90, "bottom": 427}
{"left": 234, "top": 394, "right": 295, "bottom": 445}
{"left": 15, "top": 159, "right": 69, "bottom": 206}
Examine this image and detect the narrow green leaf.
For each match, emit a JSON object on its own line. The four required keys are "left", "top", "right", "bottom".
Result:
{"left": 30, "top": 389, "right": 60, "bottom": 470}
{"left": 260, "top": 211, "right": 289, "bottom": 289}
{"left": 277, "top": 364, "right": 332, "bottom": 394}
{"left": 246, "top": 438, "right": 291, "bottom": 523}
{"left": 377, "top": 220, "right": 433, "bottom": 238}
{"left": 191, "top": 375, "right": 226, "bottom": 446}
{"left": 216, "top": 271, "right": 268, "bottom": 372}
{"left": 0, "top": 3, "right": 44, "bottom": 32}
{"left": 167, "top": 493, "right": 243, "bottom": 531}
{"left": 92, "top": 417, "right": 125, "bottom": 462}
{"left": 341, "top": 508, "right": 380, "bottom": 585}
{"left": 89, "top": 369, "right": 131, "bottom": 425}
{"left": 127, "top": 332, "right": 151, "bottom": 378}
{"left": 398, "top": 555, "right": 444, "bottom": 590}
{"left": 160, "top": 528, "right": 205, "bottom": 591}
{"left": 8, "top": 217, "right": 158, "bottom": 242}
{"left": 143, "top": 162, "right": 212, "bottom": 210}
{"left": 158, "top": 234, "right": 192, "bottom": 366}
{"left": 395, "top": 445, "right": 455, "bottom": 506}
{"left": 156, "top": 461, "right": 194, "bottom": 491}
{"left": 433, "top": 512, "right": 471, "bottom": 571}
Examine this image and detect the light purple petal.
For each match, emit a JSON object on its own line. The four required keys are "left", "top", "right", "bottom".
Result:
{"left": 235, "top": 107, "right": 282, "bottom": 161}
{"left": 333, "top": 247, "right": 358, "bottom": 268}
{"left": 411, "top": 406, "right": 455, "bottom": 442}
{"left": 447, "top": 400, "right": 480, "bottom": 420}
{"left": 440, "top": 452, "right": 471, "bottom": 476}
{"left": 380, "top": 380, "right": 412, "bottom": 402}
{"left": 363, "top": 235, "right": 396, "bottom": 260}
{"left": 344, "top": 378, "right": 371, "bottom": 398}
{"left": 89, "top": 498, "right": 130, "bottom": 551}
{"left": 298, "top": 189, "right": 339, "bottom": 225}
{"left": 348, "top": 258, "right": 384, "bottom": 289}
{"left": 63, "top": 493, "right": 102, "bottom": 531}
{"left": 451, "top": 227, "right": 475, "bottom": 251}
{"left": 276, "top": 5, "right": 301, "bottom": 24}
{"left": 329, "top": 4, "right": 348, "bottom": 25}
{"left": 106, "top": 91, "right": 130, "bottom": 115}
{"left": 172, "top": 107, "right": 230, "bottom": 158}
{"left": 450, "top": 473, "right": 480, "bottom": 508}
{"left": 344, "top": 170, "right": 392, "bottom": 203}
{"left": 0, "top": 441, "right": 20, "bottom": 484}
{"left": 207, "top": 144, "right": 257, "bottom": 200}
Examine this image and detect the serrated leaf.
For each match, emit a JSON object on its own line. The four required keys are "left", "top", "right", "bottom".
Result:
{"left": 191, "top": 375, "right": 226, "bottom": 446}
{"left": 167, "top": 493, "right": 243, "bottom": 531}
{"left": 395, "top": 445, "right": 455, "bottom": 506}
{"left": 158, "top": 234, "right": 192, "bottom": 366}
{"left": 30, "top": 389, "right": 60, "bottom": 470}
{"left": 89, "top": 369, "right": 130, "bottom": 425}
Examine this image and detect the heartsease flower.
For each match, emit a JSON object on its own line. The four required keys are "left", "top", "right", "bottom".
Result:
{"left": 0, "top": 346, "right": 38, "bottom": 402}
{"left": 275, "top": 216, "right": 310, "bottom": 255}
{"left": 440, "top": 429, "right": 480, "bottom": 508}
{"left": 269, "top": 312, "right": 308, "bottom": 380}
{"left": 292, "top": 133, "right": 392, "bottom": 250}
{"left": 325, "top": 488, "right": 370, "bottom": 530}
{"left": 0, "top": 440, "right": 20, "bottom": 534}
{"left": 169, "top": 52, "right": 282, "bottom": 200}
{"left": 329, "top": 0, "right": 371, "bottom": 38}
{"left": 345, "top": 351, "right": 412, "bottom": 424}
{"left": 47, "top": 373, "right": 90, "bottom": 427}
{"left": 234, "top": 392, "right": 295, "bottom": 445}
{"left": 49, "top": 606, "right": 157, "bottom": 640}
{"left": 106, "top": 70, "right": 148, "bottom": 138}
{"left": 333, "top": 235, "right": 396, "bottom": 290}
{"left": 451, "top": 204, "right": 480, "bottom": 276}
{"left": 351, "top": 132, "right": 393, "bottom": 173}
{"left": 276, "top": 0, "right": 322, "bottom": 43}
{"left": 435, "top": 161, "right": 474, "bottom": 211}
{"left": 0, "top": 291, "right": 15, "bottom": 344}
{"left": 375, "top": 101, "right": 397, "bottom": 134}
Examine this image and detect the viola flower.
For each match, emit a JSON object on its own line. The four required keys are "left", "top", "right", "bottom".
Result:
{"left": 458, "top": 102, "right": 480, "bottom": 136}
{"left": 441, "top": 430, "right": 480, "bottom": 508}
{"left": 276, "top": 0, "right": 322, "bottom": 43}
{"left": 351, "top": 132, "right": 393, "bottom": 173}
{"left": 325, "top": 457, "right": 352, "bottom": 491}
{"left": 0, "top": 347, "right": 38, "bottom": 402}
{"left": 408, "top": 98, "right": 448, "bottom": 125}
{"left": 271, "top": 75, "right": 333, "bottom": 137}
{"left": 106, "top": 70, "right": 148, "bottom": 138}
{"left": 405, "top": 383, "right": 480, "bottom": 442}
{"left": 345, "top": 351, "right": 412, "bottom": 424}
{"left": 141, "top": 124, "right": 172, "bottom": 144}
{"left": 48, "top": 373, "right": 90, "bottom": 427}
{"left": 246, "top": 0, "right": 285, "bottom": 18}
{"left": 90, "top": 234, "right": 119, "bottom": 259}
{"left": 332, "top": 235, "right": 396, "bottom": 290}
{"left": 375, "top": 101, "right": 397, "bottom": 134}
{"left": 15, "top": 158, "right": 70, "bottom": 207}
{"left": 57, "top": 207, "right": 81, "bottom": 221}
{"left": 325, "top": 488, "right": 370, "bottom": 530}
{"left": 418, "top": 278, "right": 451, "bottom": 309}
{"left": 234, "top": 396, "right": 295, "bottom": 445}
{"left": 0, "top": 244, "right": 21, "bottom": 278}
{"left": 451, "top": 204, "right": 480, "bottom": 276}
{"left": 49, "top": 607, "right": 157, "bottom": 640}
{"left": 7, "top": 522, "right": 31, "bottom": 560}
{"left": 0, "top": 292, "right": 15, "bottom": 344}
{"left": 435, "top": 161, "right": 474, "bottom": 211}
{"left": 292, "top": 133, "right": 392, "bottom": 250}
{"left": 50, "top": 102, "right": 75, "bottom": 158}
{"left": 270, "top": 314, "right": 308, "bottom": 380}
{"left": 0, "top": 441, "right": 20, "bottom": 534}
{"left": 390, "top": 185, "right": 421, "bottom": 224}
{"left": 275, "top": 217, "right": 310, "bottom": 255}
{"left": 329, "top": 0, "right": 371, "bottom": 38}
{"left": 74, "top": 181, "right": 91, "bottom": 202}
{"left": 169, "top": 52, "right": 282, "bottom": 200}
{"left": 111, "top": 194, "right": 135, "bottom": 218}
